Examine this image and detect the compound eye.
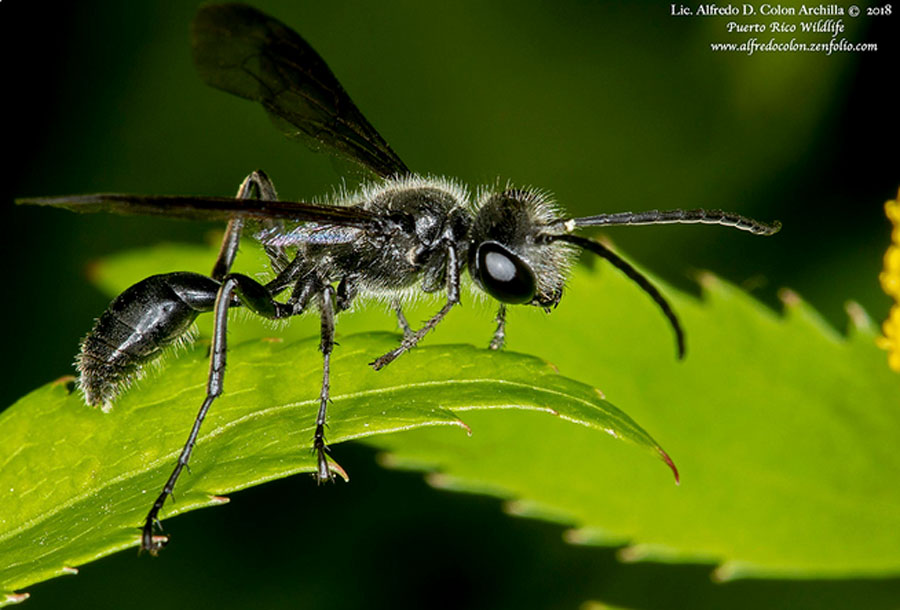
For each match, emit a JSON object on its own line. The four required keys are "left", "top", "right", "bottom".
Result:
{"left": 477, "top": 242, "right": 536, "bottom": 304}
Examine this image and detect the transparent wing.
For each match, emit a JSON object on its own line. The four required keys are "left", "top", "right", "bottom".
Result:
{"left": 256, "top": 223, "right": 364, "bottom": 247}
{"left": 16, "top": 193, "right": 380, "bottom": 227}
{"left": 192, "top": 3, "right": 410, "bottom": 178}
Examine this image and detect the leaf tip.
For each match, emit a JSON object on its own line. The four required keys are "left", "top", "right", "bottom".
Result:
{"left": 3, "top": 593, "right": 29, "bottom": 605}
{"left": 778, "top": 287, "right": 801, "bottom": 309}
{"left": 844, "top": 301, "right": 875, "bottom": 335}
{"left": 502, "top": 499, "right": 529, "bottom": 517}
{"left": 658, "top": 448, "right": 680, "bottom": 484}
{"left": 52, "top": 375, "right": 78, "bottom": 398}
{"left": 425, "top": 472, "right": 453, "bottom": 490}
{"left": 52, "top": 374, "right": 77, "bottom": 387}
{"left": 616, "top": 544, "right": 646, "bottom": 563}
{"left": 694, "top": 270, "right": 718, "bottom": 290}
{"left": 375, "top": 452, "right": 400, "bottom": 469}
{"left": 562, "top": 528, "right": 590, "bottom": 545}
{"left": 503, "top": 499, "right": 574, "bottom": 524}
{"left": 563, "top": 527, "right": 627, "bottom": 546}
{"left": 711, "top": 561, "right": 742, "bottom": 582}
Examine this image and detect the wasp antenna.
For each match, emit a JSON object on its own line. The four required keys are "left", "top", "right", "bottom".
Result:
{"left": 571, "top": 209, "right": 781, "bottom": 236}
{"left": 545, "top": 234, "right": 685, "bottom": 359}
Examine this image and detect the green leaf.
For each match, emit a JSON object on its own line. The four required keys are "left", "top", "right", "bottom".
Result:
{"left": 366, "top": 271, "right": 900, "bottom": 581}
{"left": 9, "top": 235, "right": 899, "bottom": 602}
{"left": 99, "top": 241, "right": 900, "bottom": 579}
{"left": 0, "top": 319, "right": 672, "bottom": 601}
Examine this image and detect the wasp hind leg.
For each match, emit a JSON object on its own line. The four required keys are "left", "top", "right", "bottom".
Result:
{"left": 141, "top": 169, "right": 289, "bottom": 554}
{"left": 140, "top": 273, "right": 294, "bottom": 554}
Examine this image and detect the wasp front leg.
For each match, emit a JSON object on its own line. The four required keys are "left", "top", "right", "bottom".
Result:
{"left": 371, "top": 242, "right": 461, "bottom": 370}
{"left": 489, "top": 304, "right": 507, "bottom": 350}
{"left": 391, "top": 299, "right": 415, "bottom": 339}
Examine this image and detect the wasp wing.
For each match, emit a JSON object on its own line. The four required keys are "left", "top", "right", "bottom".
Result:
{"left": 16, "top": 193, "right": 381, "bottom": 227}
{"left": 256, "top": 223, "right": 364, "bottom": 247}
{"left": 192, "top": 4, "right": 410, "bottom": 179}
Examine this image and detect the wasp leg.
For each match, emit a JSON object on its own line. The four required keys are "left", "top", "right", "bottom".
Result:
{"left": 335, "top": 275, "right": 358, "bottom": 312}
{"left": 140, "top": 272, "right": 292, "bottom": 555}
{"left": 489, "top": 304, "right": 507, "bottom": 350}
{"left": 313, "top": 285, "right": 337, "bottom": 482}
{"left": 211, "top": 170, "right": 279, "bottom": 281}
{"left": 391, "top": 299, "right": 414, "bottom": 339}
{"left": 135, "top": 170, "right": 304, "bottom": 552}
{"left": 371, "top": 243, "right": 460, "bottom": 370}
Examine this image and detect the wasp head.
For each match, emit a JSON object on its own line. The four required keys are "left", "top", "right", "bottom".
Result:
{"left": 468, "top": 187, "right": 578, "bottom": 307}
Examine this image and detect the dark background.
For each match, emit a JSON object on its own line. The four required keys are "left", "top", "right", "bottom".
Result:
{"left": 2, "top": 1, "right": 898, "bottom": 608}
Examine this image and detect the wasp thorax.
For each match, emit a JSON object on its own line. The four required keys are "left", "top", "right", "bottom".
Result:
{"left": 468, "top": 187, "right": 578, "bottom": 307}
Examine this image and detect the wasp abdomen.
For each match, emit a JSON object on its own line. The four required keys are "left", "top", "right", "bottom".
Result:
{"left": 78, "top": 272, "right": 220, "bottom": 409}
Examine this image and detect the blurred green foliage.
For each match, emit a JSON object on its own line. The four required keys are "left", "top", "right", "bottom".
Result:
{"left": 3, "top": 0, "right": 898, "bottom": 608}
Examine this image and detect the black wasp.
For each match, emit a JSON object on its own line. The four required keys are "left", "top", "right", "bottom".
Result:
{"left": 18, "top": 4, "right": 780, "bottom": 555}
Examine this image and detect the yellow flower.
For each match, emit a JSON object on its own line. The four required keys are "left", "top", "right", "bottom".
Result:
{"left": 877, "top": 188, "right": 900, "bottom": 371}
